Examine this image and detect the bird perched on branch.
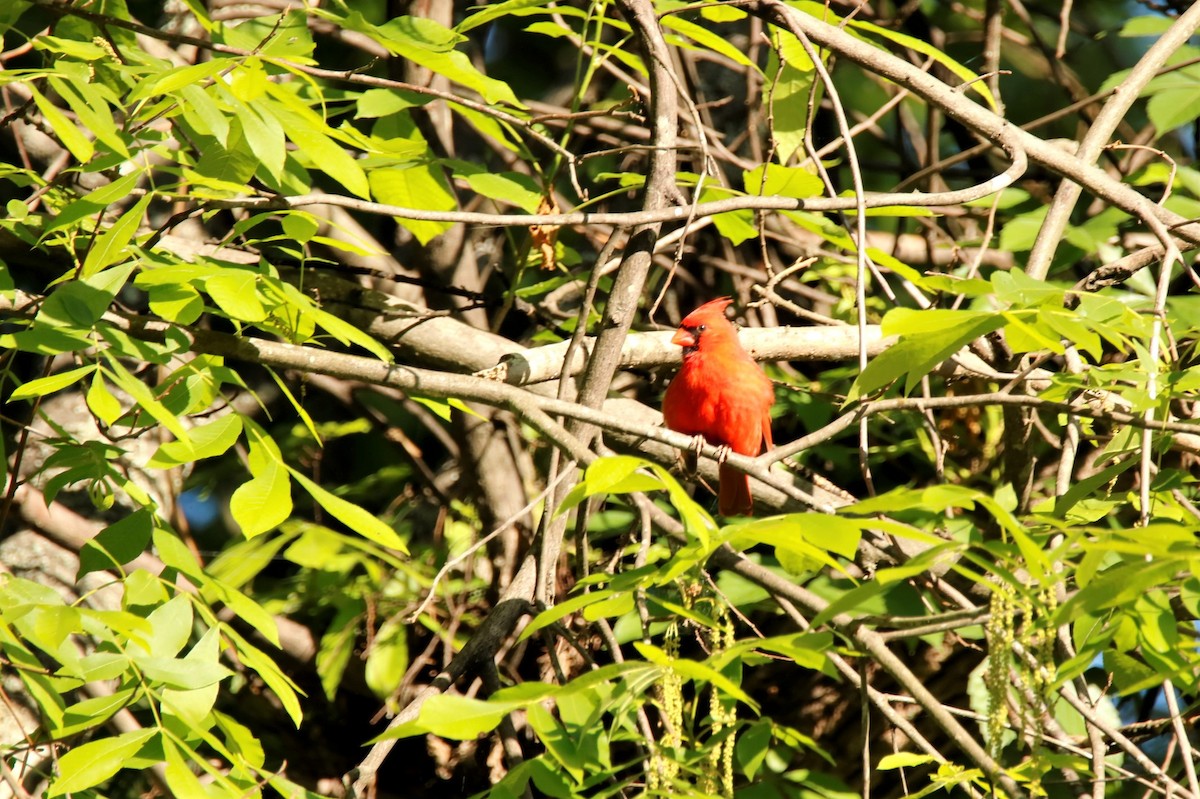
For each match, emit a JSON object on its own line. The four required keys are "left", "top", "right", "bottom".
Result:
{"left": 662, "top": 297, "right": 775, "bottom": 516}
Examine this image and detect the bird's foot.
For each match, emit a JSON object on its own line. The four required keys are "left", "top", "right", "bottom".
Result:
{"left": 712, "top": 444, "right": 732, "bottom": 465}
{"left": 689, "top": 435, "right": 707, "bottom": 460}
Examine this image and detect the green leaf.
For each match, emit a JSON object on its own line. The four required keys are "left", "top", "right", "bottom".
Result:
{"left": 1104, "top": 649, "right": 1160, "bottom": 695}
{"left": 206, "top": 269, "right": 266, "bottom": 322}
{"left": 264, "top": 91, "right": 371, "bottom": 199}
{"left": 455, "top": 0, "right": 552, "bottom": 33}
{"left": 231, "top": 96, "right": 287, "bottom": 183}
{"left": 288, "top": 468, "right": 408, "bottom": 553}
{"left": 766, "top": 29, "right": 818, "bottom": 163}
{"left": 557, "top": 456, "right": 662, "bottom": 514}
{"left": 519, "top": 589, "right": 620, "bottom": 642}
{"left": 634, "top": 642, "right": 755, "bottom": 707}
{"left": 749, "top": 632, "right": 833, "bottom": 671}
{"left": 729, "top": 514, "right": 859, "bottom": 577}
{"left": 78, "top": 509, "right": 154, "bottom": 579}
{"left": 743, "top": 163, "right": 823, "bottom": 199}
{"left": 207, "top": 529, "right": 298, "bottom": 591}
{"left": 82, "top": 195, "right": 150, "bottom": 277}
{"left": 154, "top": 526, "right": 206, "bottom": 582}
{"left": 1040, "top": 308, "right": 1101, "bottom": 360}
{"left": 703, "top": 186, "right": 758, "bottom": 245}
{"left": 1002, "top": 310, "right": 1063, "bottom": 355}
{"left": 10, "top": 364, "right": 97, "bottom": 400}
{"left": 162, "top": 739, "right": 211, "bottom": 799}
{"left": 842, "top": 10, "right": 996, "bottom": 110}
{"left": 101, "top": 355, "right": 192, "bottom": 446}
{"left": 316, "top": 604, "right": 359, "bottom": 701}
{"left": 355, "top": 88, "right": 430, "bottom": 118}
{"left": 733, "top": 513, "right": 862, "bottom": 559}
{"left": 187, "top": 138, "right": 259, "bottom": 193}
{"left": 992, "top": 268, "right": 1065, "bottom": 307}
{"left": 351, "top": 13, "right": 520, "bottom": 106}
{"left": 281, "top": 211, "right": 319, "bottom": 243}
{"left": 0, "top": 263, "right": 13, "bottom": 299}
{"left": 52, "top": 688, "right": 137, "bottom": 739}
{"left": 133, "top": 59, "right": 228, "bottom": 100}
{"left": 998, "top": 206, "right": 1049, "bottom": 252}
{"left": 148, "top": 414, "right": 243, "bottom": 469}
{"left": 374, "top": 693, "right": 512, "bottom": 741}
{"left": 849, "top": 309, "right": 1004, "bottom": 400}
{"left": 224, "top": 627, "right": 304, "bottom": 726}
{"left": 223, "top": 10, "right": 315, "bottom": 60}
{"left": 73, "top": 652, "right": 132, "bottom": 682}
{"left": 737, "top": 720, "right": 773, "bottom": 780}
{"left": 369, "top": 163, "right": 457, "bottom": 245}
{"left": 203, "top": 577, "right": 281, "bottom": 648}
{"left": 230, "top": 458, "right": 292, "bottom": 538}
{"left": 1148, "top": 87, "right": 1200, "bottom": 133}
{"left": 581, "top": 591, "right": 635, "bottom": 622}
{"left": 462, "top": 171, "right": 543, "bottom": 213}
{"left": 0, "top": 625, "right": 66, "bottom": 729}
{"left": 142, "top": 595, "right": 194, "bottom": 658}
{"left": 304, "top": 302, "right": 393, "bottom": 362}
{"left": 29, "top": 84, "right": 93, "bottom": 163}
{"left": 1055, "top": 558, "right": 1181, "bottom": 624}
{"left": 1120, "top": 16, "right": 1175, "bottom": 36}
{"left": 47, "top": 77, "right": 126, "bottom": 158}
{"left": 410, "top": 395, "right": 455, "bottom": 421}
{"left": 48, "top": 729, "right": 157, "bottom": 796}
{"left": 215, "top": 710, "right": 265, "bottom": 768}
{"left": 180, "top": 83, "right": 230, "bottom": 144}
{"left": 138, "top": 654, "right": 232, "bottom": 690}
{"left": 17, "top": 266, "right": 133, "bottom": 355}
{"left": 878, "top": 752, "right": 938, "bottom": 770}
{"left": 525, "top": 703, "right": 585, "bottom": 783}
{"left": 268, "top": 775, "right": 332, "bottom": 799}
{"left": 86, "top": 372, "right": 124, "bottom": 425}
{"left": 662, "top": 13, "right": 758, "bottom": 73}
{"left": 124, "top": 569, "right": 169, "bottom": 607}
{"left": 365, "top": 613, "right": 410, "bottom": 698}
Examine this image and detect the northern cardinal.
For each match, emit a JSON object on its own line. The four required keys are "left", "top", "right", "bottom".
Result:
{"left": 662, "top": 297, "right": 775, "bottom": 516}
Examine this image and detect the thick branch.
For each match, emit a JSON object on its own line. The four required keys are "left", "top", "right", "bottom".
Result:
{"left": 476, "top": 326, "right": 893, "bottom": 386}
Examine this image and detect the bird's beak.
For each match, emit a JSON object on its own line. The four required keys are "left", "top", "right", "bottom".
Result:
{"left": 672, "top": 328, "right": 696, "bottom": 348}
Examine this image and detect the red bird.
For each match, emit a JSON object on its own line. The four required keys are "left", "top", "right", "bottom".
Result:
{"left": 662, "top": 298, "right": 775, "bottom": 517}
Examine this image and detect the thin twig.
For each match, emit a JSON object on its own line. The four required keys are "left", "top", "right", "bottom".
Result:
{"left": 408, "top": 467, "right": 576, "bottom": 623}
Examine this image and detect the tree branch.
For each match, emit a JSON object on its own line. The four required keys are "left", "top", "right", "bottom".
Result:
{"left": 745, "top": 1, "right": 1200, "bottom": 250}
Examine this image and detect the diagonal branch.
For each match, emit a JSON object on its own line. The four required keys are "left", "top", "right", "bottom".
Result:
{"left": 744, "top": 1, "right": 1200, "bottom": 250}
{"left": 1025, "top": 3, "right": 1200, "bottom": 280}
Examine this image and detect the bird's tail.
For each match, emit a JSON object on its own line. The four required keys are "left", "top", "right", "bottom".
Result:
{"left": 718, "top": 463, "right": 753, "bottom": 517}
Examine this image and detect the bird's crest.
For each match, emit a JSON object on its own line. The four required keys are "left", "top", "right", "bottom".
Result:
{"left": 680, "top": 297, "right": 733, "bottom": 326}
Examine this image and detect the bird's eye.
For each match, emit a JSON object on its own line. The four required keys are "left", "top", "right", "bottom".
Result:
{"left": 697, "top": 324, "right": 707, "bottom": 332}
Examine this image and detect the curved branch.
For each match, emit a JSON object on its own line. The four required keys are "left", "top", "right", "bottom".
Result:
{"left": 199, "top": 178, "right": 1026, "bottom": 225}
{"left": 745, "top": 0, "right": 1200, "bottom": 249}
{"left": 1025, "top": 4, "right": 1200, "bottom": 280}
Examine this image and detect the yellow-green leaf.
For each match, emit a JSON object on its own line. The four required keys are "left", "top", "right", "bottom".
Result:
{"left": 10, "top": 364, "right": 97, "bottom": 400}
{"left": 230, "top": 459, "right": 292, "bottom": 538}
{"left": 82, "top": 195, "right": 150, "bottom": 277}
{"left": 48, "top": 729, "right": 156, "bottom": 797}
{"left": 29, "top": 84, "right": 93, "bottom": 163}
{"left": 289, "top": 468, "right": 408, "bottom": 553}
